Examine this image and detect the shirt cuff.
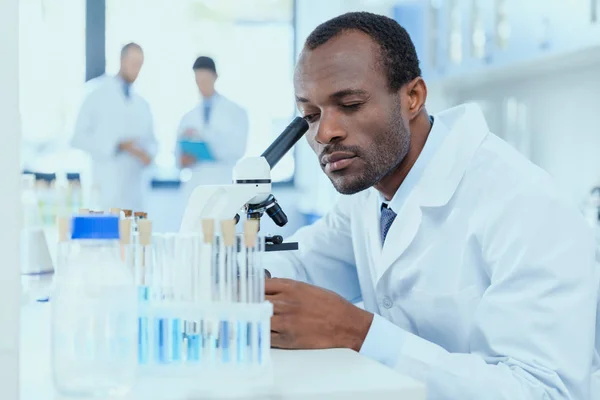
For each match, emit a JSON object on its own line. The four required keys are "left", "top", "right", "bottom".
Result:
{"left": 359, "top": 313, "right": 406, "bottom": 368}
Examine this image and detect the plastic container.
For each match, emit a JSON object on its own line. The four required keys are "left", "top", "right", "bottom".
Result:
{"left": 51, "top": 215, "right": 138, "bottom": 398}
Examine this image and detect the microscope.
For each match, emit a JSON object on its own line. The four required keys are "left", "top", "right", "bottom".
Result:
{"left": 179, "top": 117, "right": 310, "bottom": 251}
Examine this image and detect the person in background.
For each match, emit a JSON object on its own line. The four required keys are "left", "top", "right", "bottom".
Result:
{"left": 71, "top": 42, "right": 157, "bottom": 211}
{"left": 263, "top": 12, "right": 599, "bottom": 400}
{"left": 176, "top": 56, "right": 249, "bottom": 196}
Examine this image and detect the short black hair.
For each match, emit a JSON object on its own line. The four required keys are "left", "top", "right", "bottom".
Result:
{"left": 120, "top": 42, "right": 143, "bottom": 58}
{"left": 193, "top": 56, "right": 217, "bottom": 74}
{"left": 304, "top": 12, "right": 421, "bottom": 91}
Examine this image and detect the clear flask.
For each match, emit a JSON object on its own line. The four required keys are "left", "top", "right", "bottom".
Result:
{"left": 51, "top": 215, "right": 138, "bottom": 397}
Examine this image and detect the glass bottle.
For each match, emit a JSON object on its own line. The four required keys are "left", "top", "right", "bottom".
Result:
{"left": 51, "top": 215, "right": 138, "bottom": 397}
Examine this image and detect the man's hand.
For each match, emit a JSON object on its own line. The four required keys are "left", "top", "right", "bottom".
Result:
{"left": 135, "top": 150, "right": 152, "bottom": 166}
{"left": 118, "top": 140, "right": 136, "bottom": 152}
{"left": 183, "top": 128, "right": 199, "bottom": 138}
{"left": 180, "top": 153, "right": 196, "bottom": 168}
{"left": 266, "top": 278, "right": 373, "bottom": 351}
{"left": 118, "top": 140, "right": 152, "bottom": 166}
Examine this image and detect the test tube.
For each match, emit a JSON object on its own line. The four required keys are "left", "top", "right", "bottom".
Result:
{"left": 243, "top": 220, "right": 261, "bottom": 364}
{"left": 238, "top": 220, "right": 257, "bottom": 363}
{"left": 119, "top": 219, "right": 134, "bottom": 272}
{"left": 189, "top": 219, "right": 215, "bottom": 362}
{"left": 136, "top": 220, "right": 153, "bottom": 364}
{"left": 219, "top": 220, "right": 236, "bottom": 363}
{"left": 56, "top": 216, "right": 71, "bottom": 276}
{"left": 152, "top": 233, "right": 171, "bottom": 364}
{"left": 171, "top": 233, "right": 195, "bottom": 363}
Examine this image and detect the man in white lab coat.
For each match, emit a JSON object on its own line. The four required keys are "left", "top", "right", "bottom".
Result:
{"left": 176, "top": 56, "right": 248, "bottom": 199}
{"left": 71, "top": 43, "right": 157, "bottom": 211}
{"left": 264, "top": 12, "right": 599, "bottom": 400}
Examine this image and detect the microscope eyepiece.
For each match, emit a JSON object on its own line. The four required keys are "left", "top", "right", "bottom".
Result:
{"left": 261, "top": 117, "right": 309, "bottom": 169}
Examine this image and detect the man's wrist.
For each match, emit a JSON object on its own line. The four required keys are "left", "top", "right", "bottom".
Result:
{"left": 344, "top": 308, "right": 374, "bottom": 352}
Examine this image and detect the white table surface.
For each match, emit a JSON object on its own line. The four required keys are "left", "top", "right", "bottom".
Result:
{"left": 20, "top": 302, "right": 426, "bottom": 400}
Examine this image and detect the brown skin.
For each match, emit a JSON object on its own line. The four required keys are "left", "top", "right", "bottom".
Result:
{"left": 195, "top": 69, "right": 217, "bottom": 98}
{"left": 119, "top": 47, "right": 144, "bottom": 84}
{"left": 268, "top": 30, "right": 431, "bottom": 351}
{"left": 117, "top": 47, "right": 152, "bottom": 165}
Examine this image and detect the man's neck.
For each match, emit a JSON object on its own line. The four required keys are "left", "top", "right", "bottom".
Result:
{"left": 374, "top": 112, "right": 433, "bottom": 201}
{"left": 202, "top": 89, "right": 216, "bottom": 99}
{"left": 117, "top": 71, "right": 131, "bottom": 84}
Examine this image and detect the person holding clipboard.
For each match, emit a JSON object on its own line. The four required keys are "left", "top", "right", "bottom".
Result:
{"left": 176, "top": 56, "right": 249, "bottom": 198}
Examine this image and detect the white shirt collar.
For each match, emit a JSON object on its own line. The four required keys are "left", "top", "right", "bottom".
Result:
{"left": 379, "top": 115, "right": 449, "bottom": 213}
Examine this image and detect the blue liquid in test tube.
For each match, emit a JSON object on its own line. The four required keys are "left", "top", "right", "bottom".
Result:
{"left": 187, "top": 333, "right": 201, "bottom": 361}
{"left": 258, "top": 322, "right": 263, "bottom": 364}
{"left": 172, "top": 319, "right": 182, "bottom": 362}
{"left": 220, "top": 321, "right": 230, "bottom": 363}
{"left": 237, "top": 321, "right": 245, "bottom": 364}
{"left": 138, "top": 286, "right": 150, "bottom": 364}
{"left": 155, "top": 318, "right": 170, "bottom": 363}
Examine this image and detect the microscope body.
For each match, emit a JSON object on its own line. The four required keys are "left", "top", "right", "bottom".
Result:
{"left": 179, "top": 157, "right": 272, "bottom": 233}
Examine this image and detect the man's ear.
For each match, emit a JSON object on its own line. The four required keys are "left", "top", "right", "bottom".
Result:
{"left": 404, "top": 77, "right": 427, "bottom": 121}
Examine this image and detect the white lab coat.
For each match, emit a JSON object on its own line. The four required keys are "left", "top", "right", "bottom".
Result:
{"left": 265, "top": 103, "right": 599, "bottom": 399}
{"left": 176, "top": 94, "right": 249, "bottom": 201}
{"left": 71, "top": 76, "right": 157, "bottom": 211}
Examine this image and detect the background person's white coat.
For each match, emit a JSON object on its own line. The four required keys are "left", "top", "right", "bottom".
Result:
{"left": 176, "top": 94, "right": 249, "bottom": 200}
{"left": 71, "top": 76, "right": 157, "bottom": 211}
{"left": 265, "top": 103, "right": 599, "bottom": 400}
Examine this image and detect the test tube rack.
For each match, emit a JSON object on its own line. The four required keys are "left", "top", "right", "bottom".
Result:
{"left": 129, "top": 219, "right": 274, "bottom": 397}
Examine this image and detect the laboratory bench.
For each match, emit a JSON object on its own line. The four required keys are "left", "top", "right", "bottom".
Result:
{"left": 20, "top": 301, "right": 426, "bottom": 400}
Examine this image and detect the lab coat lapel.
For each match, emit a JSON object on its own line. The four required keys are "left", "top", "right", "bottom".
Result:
{"left": 365, "top": 190, "right": 384, "bottom": 284}
{"left": 375, "top": 103, "right": 489, "bottom": 283}
{"left": 196, "top": 101, "right": 206, "bottom": 128}
{"left": 377, "top": 195, "right": 422, "bottom": 283}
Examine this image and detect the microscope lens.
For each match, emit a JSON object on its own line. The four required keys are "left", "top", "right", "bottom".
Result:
{"left": 267, "top": 203, "right": 288, "bottom": 227}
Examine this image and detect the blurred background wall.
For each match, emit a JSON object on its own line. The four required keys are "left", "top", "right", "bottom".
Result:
{"left": 17, "top": 0, "right": 600, "bottom": 236}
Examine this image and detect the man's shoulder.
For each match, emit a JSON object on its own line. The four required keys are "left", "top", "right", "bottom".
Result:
{"left": 465, "top": 132, "right": 577, "bottom": 218}
{"left": 473, "top": 133, "right": 553, "bottom": 190}
{"left": 218, "top": 95, "right": 247, "bottom": 114}
{"left": 83, "top": 76, "right": 117, "bottom": 100}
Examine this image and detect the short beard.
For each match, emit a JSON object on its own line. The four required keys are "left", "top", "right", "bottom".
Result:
{"left": 328, "top": 97, "right": 409, "bottom": 195}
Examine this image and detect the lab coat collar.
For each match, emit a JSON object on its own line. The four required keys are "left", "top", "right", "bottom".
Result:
{"left": 375, "top": 102, "right": 489, "bottom": 282}
{"left": 198, "top": 91, "right": 220, "bottom": 106}
{"left": 416, "top": 102, "right": 489, "bottom": 207}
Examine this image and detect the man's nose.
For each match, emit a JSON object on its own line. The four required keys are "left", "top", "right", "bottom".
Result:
{"left": 315, "top": 111, "right": 346, "bottom": 145}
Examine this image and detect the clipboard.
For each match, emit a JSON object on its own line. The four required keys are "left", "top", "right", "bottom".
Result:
{"left": 179, "top": 140, "right": 215, "bottom": 161}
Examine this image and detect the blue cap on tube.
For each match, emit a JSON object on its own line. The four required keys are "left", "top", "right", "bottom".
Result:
{"left": 71, "top": 215, "right": 120, "bottom": 240}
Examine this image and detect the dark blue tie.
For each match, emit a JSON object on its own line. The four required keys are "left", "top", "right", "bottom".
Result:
{"left": 380, "top": 204, "right": 397, "bottom": 245}
{"left": 123, "top": 83, "right": 131, "bottom": 98}
{"left": 204, "top": 102, "right": 212, "bottom": 124}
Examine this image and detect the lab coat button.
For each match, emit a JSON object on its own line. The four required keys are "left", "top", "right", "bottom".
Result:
{"left": 382, "top": 297, "right": 393, "bottom": 309}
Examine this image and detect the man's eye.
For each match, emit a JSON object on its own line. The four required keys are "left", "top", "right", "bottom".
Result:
{"left": 342, "top": 103, "right": 363, "bottom": 111}
{"left": 303, "top": 114, "right": 319, "bottom": 123}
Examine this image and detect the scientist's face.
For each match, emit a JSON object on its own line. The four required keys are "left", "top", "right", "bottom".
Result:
{"left": 195, "top": 70, "right": 217, "bottom": 97}
{"left": 120, "top": 48, "right": 144, "bottom": 83}
{"left": 294, "top": 31, "right": 411, "bottom": 195}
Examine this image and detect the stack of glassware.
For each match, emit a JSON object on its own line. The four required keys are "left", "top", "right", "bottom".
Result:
{"left": 52, "top": 213, "right": 273, "bottom": 399}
